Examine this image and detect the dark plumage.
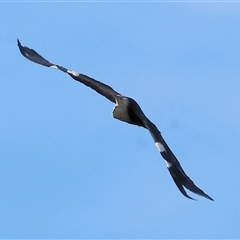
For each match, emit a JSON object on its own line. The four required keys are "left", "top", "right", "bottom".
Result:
{"left": 17, "top": 39, "right": 213, "bottom": 201}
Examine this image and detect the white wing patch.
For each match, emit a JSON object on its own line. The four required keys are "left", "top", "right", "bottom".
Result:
{"left": 164, "top": 160, "right": 172, "bottom": 168}
{"left": 155, "top": 142, "right": 172, "bottom": 168}
{"left": 67, "top": 69, "right": 80, "bottom": 77}
{"left": 155, "top": 142, "right": 166, "bottom": 152}
{"left": 50, "top": 65, "right": 58, "bottom": 69}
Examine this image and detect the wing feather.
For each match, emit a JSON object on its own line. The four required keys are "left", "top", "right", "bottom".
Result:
{"left": 17, "top": 40, "right": 120, "bottom": 103}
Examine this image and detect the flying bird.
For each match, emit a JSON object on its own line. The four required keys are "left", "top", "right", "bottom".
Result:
{"left": 17, "top": 39, "right": 213, "bottom": 201}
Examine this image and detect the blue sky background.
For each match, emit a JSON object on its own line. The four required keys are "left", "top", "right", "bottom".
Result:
{"left": 1, "top": 2, "right": 240, "bottom": 239}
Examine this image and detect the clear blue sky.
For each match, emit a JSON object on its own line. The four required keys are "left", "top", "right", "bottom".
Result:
{"left": 1, "top": 2, "right": 240, "bottom": 239}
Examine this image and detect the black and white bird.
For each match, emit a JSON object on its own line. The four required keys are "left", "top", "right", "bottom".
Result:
{"left": 17, "top": 39, "right": 213, "bottom": 201}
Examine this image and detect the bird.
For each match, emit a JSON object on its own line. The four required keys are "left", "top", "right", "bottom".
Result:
{"left": 17, "top": 39, "right": 213, "bottom": 201}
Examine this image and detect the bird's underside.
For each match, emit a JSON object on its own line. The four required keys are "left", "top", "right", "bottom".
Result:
{"left": 17, "top": 39, "right": 213, "bottom": 201}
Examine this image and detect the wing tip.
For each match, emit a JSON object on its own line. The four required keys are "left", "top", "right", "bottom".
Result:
{"left": 17, "top": 39, "right": 24, "bottom": 50}
{"left": 168, "top": 167, "right": 214, "bottom": 201}
{"left": 204, "top": 194, "right": 214, "bottom": 201}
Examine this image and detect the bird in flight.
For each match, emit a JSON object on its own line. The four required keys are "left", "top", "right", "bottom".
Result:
{"left": 17, "top": 39, "right": 213, "bottom": 201}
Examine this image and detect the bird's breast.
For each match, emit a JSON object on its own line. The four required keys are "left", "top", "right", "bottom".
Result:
{"left": 112, "top": 105, "right": 132, "bottom": 123}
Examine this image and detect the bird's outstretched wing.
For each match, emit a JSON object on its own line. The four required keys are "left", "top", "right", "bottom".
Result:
{"left": 17, "top": 40, "right": 120, "bottom": 103}
{"left": 128, "top": 98, "right": 213, "bottom": 201}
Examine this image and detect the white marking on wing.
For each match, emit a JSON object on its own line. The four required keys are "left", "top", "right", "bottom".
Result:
{"left": 67, "top": 69, "right": 80, "bottom": 77}
{"left": 155, "top": 142, "right": 172, "bottom": 168}
{"left": 155, "top": 142, "right": 166, "bottom": 152}
{"left": 164, "top": 160, "right": 172, "bottom": 168}
{"left": 50, "top": 65, "right": 58, "bottom": 69}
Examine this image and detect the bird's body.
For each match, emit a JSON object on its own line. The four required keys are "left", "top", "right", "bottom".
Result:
{"left": 113, "top": 96, "right": 132, "bottom": 124}
{"left": 113, "top": 96, "right": 146, "bottom": 127}
{"left": 17, "top": 40, "right": 213, "bottom": 201}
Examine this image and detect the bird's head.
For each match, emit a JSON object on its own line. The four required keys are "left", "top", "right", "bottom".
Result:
{"left": 115, "top": 94, "right": 129, "bottom": 106}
